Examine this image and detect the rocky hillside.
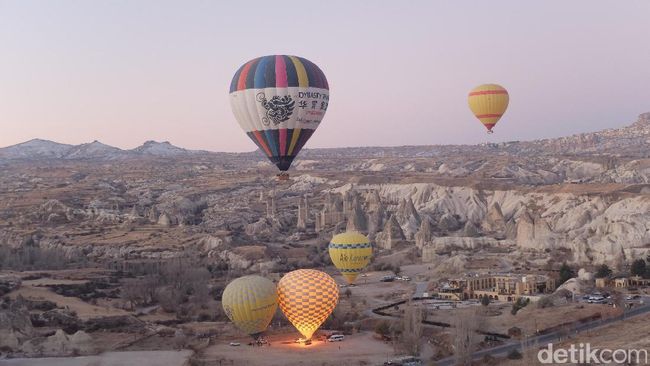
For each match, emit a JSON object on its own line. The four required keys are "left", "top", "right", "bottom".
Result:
{"left": 0, "top": 140, "right": 204, "bottom": 160}
{"left": 301, "top": 112, "right": 650, "bottom": 159}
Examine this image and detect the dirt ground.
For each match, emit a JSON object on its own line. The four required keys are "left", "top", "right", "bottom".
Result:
{"left": 498, "top": 313, "right": 650, "bottom": 365}
{"left": 422, "top": 301, "right": 620, "bottom": 336}
{"left": 0, "top": 350, "right": 194, "bottom": 366}
{"left": 8, "top": 283, "right": 129, "bottom": 320}
{"left": 201, "top": 331, "right": 397, "bottom": 366}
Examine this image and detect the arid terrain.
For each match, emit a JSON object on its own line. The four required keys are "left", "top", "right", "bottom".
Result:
{"left": 1, "top": 113, "right": 650, "bottom": 365}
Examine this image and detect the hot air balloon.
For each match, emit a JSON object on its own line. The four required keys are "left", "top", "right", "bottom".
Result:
{"left": 229, "top": 55, "right": 329, "bottom": 179}
{"left": 329, "top": 231, "right": 372, "bottom": 284}
{"left": 468, "top": 84, "right": 509, "bottom": 133}
{"left": 277, "top": 269, "right": 338, "bottom": 340}
{"left": 222, "top": 275, "right": 278, "bottom": 338}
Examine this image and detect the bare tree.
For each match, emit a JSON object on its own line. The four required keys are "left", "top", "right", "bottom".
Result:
{"left": 400, "top": 302, "right": 424, "bottom": 356}
{"left": 156, "top": 257, "right": 211, "bottom": 313}
{"left": 521, "top": 334, "right": 540, "bottom": 365}
{"left": 121, "top": 279, "right": 143, "bottom": 310}
{"left": 451, "top": 309, "right": 483, "bottom": 366}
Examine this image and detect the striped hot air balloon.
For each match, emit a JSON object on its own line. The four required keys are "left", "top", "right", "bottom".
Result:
{"left": 329, "top": 231, "right": 372, "bottom": 284}
{"left": 468, "top": 84, "right": 509, "bottom": 133}
{"left": 222, "top": 275, "right": 278, "bottom": 338}
{"left": 229, "top": 55, "right": 329, "bottom": 174}
{"left": 277, "top": 269, "right": 338, "bottom": 340}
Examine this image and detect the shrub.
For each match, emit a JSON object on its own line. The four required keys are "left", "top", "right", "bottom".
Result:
{"left": 511, "top": 297, "right": 530, "bottom": 315}
{"left": 595, "top": 264, "right": 612, "bottom": 279}
{"left": 507, "top": 349, "right": 523, "bottom": 359}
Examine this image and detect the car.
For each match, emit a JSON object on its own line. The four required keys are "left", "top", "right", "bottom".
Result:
{"left": 360, "top": 274, "right": 368, "bottom": 277}
{"left": 384, "top": 356, "right": 422, "bottom": 365}
{"left": 401, "top": 276, "right": 411, "bottom": 281}
{"left": 327, "top": 334, "right": 345, "bottom": 342}
{"left": 229, "top": 342, "right": 240, "bottom": 346}
{"left": 381, "top": 276, "right": 396, "bottom": 282}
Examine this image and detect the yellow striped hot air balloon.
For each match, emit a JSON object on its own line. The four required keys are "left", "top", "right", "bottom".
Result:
{"left": 222, "top": 275, "right": 278, "bottom": 338}
{"left": 277, "top": 269, "right": 339, "bottom": 340}
{"left": 468, "top": 84, "right": 509, "bottom": 133}
{"left": 329, "top": 231, "right": 372, "bottom": 284}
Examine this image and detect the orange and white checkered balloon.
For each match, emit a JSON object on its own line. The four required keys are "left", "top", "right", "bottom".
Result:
{"left": 277, "top": 269, "right": 339, "bottom": 340}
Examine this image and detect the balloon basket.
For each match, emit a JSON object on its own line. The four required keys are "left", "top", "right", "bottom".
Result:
{"left": 277, "top": 172, "right": 290, "bottom": 181}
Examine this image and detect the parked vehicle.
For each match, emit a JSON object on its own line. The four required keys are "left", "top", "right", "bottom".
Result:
{"left": 384, "top": 356, "right": 422, "bottom": 365}
{"left": 381, "top": 276, "right": 396, "bottom": 282}
{"left": 229, "top": 342, "right": 240, "bottom": 346}
{"left": 327, "top": 334, "right": 345, "bottom": 342}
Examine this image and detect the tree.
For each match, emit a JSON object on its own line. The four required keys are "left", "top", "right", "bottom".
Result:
{"left": 344, "top": 288, "right": 352, "bottom": 299}
{"left": 507, "top": 349, "right": 523, "bottom": 360}
{"left": 452, "top": 309, "right": 482, "bottom": 366}
{"left": 481, "top": 296, "right": 491, "bottom": 307}
{"left": 121, "top": 279, "right": 144, "bottom": 310}
{"left": 400, "top": 303, "right": 423, "bottom": 356}
{"left": 595, "top": 264, "right": 612, "bottom": 279}
{"left": 374, "top": 321, "right": 390, "bottom": 338}
{"left": 631, "top": 259, "right": 647, "bottom": 277}
{"left": 512, "top": 297, "right": 530, "bottom": 314}
{"left": 558, "top": 263, "right": 575, "bottom": 285}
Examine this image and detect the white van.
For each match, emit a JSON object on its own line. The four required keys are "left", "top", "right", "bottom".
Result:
{"left": 327, "top": 334, "right": 345, "bottom": 342}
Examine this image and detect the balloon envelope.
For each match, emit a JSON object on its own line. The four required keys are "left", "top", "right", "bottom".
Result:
{"left": 277, "top": 269, "right": 338, "bottom": 339}
{"left": 222, "top": 275, "right": 278, "bottom": 337}
{"left": 468, "top": 84, "right": 509, "bottom": 133}
{"left": 229, "top": 55, "right": 329, "bottom": 171}
{"left": 329, "top": 231, "right": 372, "bottom": 284}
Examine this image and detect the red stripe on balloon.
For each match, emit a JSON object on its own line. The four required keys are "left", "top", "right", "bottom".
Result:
{"left": 275, "top": 56, "right": 288, "bottom": 88}
{"left": 279, "top": 128, "right": 287, "bottom": 157}
{"left": 237, "top": 61, "right": 254, "bottom": 91}
{"left": 253, "top": 130, "right": 272, "bottom": 157}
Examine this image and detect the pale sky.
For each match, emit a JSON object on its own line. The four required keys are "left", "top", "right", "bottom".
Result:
{"left": 1, "top": 1, "right": 649, "bottom": 152}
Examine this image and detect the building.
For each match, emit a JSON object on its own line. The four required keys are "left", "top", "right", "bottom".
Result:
{"left": 437, "top": 273, "right": 556, "bottom": 302}
{"left": 597, "top": 276, "right": 650, "bottom": 289}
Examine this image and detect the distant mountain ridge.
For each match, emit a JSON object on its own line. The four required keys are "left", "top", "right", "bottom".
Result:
{"left": 0, "top": 139, "right": 204, "bottom": 160}
{"left": 2, "top": 112, "right": 649, "bottom": 161}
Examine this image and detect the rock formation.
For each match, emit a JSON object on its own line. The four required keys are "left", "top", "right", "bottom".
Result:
{"left": 437, "top": 213, "right": 461, "bottom": 233}
{"left": 375, "top": 214, "right": 406, "bottom": 250}
{"left": 415, "top": 218, "right": 434, "bottom": 249}
{"left": 265, "top": 192, "right": 276, "bottom": 218}
{"left": 0, "top": 300, "right": 33, "bottom": 351}
{"left": 297, "top": 195, "right": 310, "bottom": 230}
{"left": 516, "top": 211, "right": 557, "bottom": 250}
{"left": 346, "top": 197, "right": 368, "bottom": 233}
{"left": 482, "top": 202, "right": 507, "bottom": 239}
{"left": 396, "top": 197, "right": 421, "bottom": 239}
{"left": 319, "top": 192, "right": 344, "bottom": 229}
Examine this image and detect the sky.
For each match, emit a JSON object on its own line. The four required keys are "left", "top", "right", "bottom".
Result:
{"left": 1, "top": 1, "right": 649, "bottom": 152}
